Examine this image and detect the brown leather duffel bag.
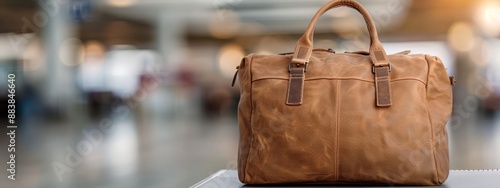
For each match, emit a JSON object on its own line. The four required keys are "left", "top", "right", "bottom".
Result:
{"left": 235, "top": 0, "right": 453, "bottom": 185}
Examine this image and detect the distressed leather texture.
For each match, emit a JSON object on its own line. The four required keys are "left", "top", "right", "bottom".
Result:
{"left": 236, "top": 0, "right": 453, "bottom": 185}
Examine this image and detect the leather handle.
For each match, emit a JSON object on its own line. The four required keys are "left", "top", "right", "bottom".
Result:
{"left": 292, "top": 0, "right": 389, "bottom": 67}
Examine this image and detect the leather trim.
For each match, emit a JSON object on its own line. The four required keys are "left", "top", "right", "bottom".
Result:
{"left": 374, "top": 66, "right": 392, "bottom": 107}
{"left": 391, "top": 78, "right": 426, "bottom": 85}
{"left": 425, "top": 57, "right": 440, "bottom": 185}
{"left": 425, "top": 54, "right": 453, "bottom": 184}
{"left": 286, "top": 67, "right": 306, "bottom": 105}
{"left": 424, "top": 54, "right": 438, "bottom": 184}
{"left": 374, "top": 50, "right": 386, "bottom": 62}
{"left": 335, "top": 80, "right": 341, "bottom": 181}
{"left": 292, "top": 45, "right": 311, "bottom": 64}
{"left": 427, "top": 95, "right": 439, "bottom": 184}
{"left": 252, "top": 77, "right": 426, "bottom": 85}
{"left": 244, "top": 54, "right": 256, "bottom": 182}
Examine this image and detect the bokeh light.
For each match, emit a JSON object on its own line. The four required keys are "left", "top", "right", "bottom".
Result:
{"left": 447, "top": 22, "right": 476, "bottom": 52}
{"left": 218, "top": 43, "right": 245, "bottom": 78}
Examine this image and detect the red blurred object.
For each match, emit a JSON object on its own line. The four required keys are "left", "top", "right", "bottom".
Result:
{"left": 483, "top": 91, "right": 500, "bottom": 111}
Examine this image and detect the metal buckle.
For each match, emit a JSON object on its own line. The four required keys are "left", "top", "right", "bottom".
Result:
{"left": 372, "top": 63, "right": 391, "bottom": 74}
{"left": 289, "top": 62, "right": 308, "bottom": 72}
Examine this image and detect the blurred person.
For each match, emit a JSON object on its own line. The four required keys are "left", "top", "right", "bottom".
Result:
{"left": 105, "top": 45, "right": 145, "bottom": 99}
{"left": 201, "top": 84, "right": 232, "bottom": 118}
{"left": 481, "top": 40, "right": 500, "bottom": 113}
{"left": 78, "top": 43, "right": 159, "bottom": 116}
{"left": 482, "top": 71, "right": 500, "bottom": 113}
{"left": 77, "top": 41, "right": 112, "bottom": 117}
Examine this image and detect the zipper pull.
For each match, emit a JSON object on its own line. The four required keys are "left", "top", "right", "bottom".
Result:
{"left": 395, "top": 50, "right": 411, "bottom": 55}
{"left": 449, "top": 76, "right": 456, "bottom": 86}
{"left": 345, "top": 51, "right": 370, "bottom": 55}
{"left": 231, "top": 66, "right": 239, "bottom": 87}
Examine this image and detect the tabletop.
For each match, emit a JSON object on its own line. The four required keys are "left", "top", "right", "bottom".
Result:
{"left": 191, "top": 169, "right": 500, "bottom": 188}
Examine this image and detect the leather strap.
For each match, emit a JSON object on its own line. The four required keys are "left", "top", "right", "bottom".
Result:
{"left": 374, "top": 66, "right": 392, "bottom": 107}
{"left": 286, "top": 0, "right": 392, "bottom": 107}
{"left": 286, "top": 67, "right": 305, "bottom": 105}
{"left": 292, "top": 0, "right": 389, "bottom": 66}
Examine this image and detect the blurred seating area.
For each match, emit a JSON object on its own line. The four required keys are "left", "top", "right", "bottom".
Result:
{"left": 0, "top": 0, "right": 500, "bottom": 187}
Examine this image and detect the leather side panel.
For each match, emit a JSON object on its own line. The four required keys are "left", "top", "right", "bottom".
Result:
{"left": 237, "top": 54, "right": 255, "bottom": 183}
{"left": 425, "top": 55, "right": 453, "bottom": 184}
{"left": 338, "top": 80, "right": 437, "bottom": 185}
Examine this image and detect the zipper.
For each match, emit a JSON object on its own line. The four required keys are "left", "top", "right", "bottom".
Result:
{"left": 345, "top": 51, "right": 370, "bottom": 55}
{"left": 231, "top": 49, "right": 411, "bottom": 87}
{"left": 278, "top": 48, "right": 335, "bottom": 56}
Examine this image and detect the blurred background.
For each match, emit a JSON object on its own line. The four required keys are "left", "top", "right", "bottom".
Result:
{"left": 0, "top": 0, "right": 499, "bottom": 187}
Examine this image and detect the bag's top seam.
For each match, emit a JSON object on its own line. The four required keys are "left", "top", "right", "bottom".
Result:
{"left": 251, "top": 77, "right": 426, "bottom": 85}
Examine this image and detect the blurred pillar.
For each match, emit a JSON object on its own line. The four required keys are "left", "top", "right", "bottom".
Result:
{"left": 41, "top": 0, "right": 77, "bottom": 117}
{"left": 156, "top": 10, "right": 186, "bottom": 67}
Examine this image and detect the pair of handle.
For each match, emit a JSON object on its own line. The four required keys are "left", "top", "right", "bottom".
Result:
{"left": 291, "top": 0, "right": 389, "bottom": 67}
{"left": 286, "top": 0, "right": 392, "bottom": 107}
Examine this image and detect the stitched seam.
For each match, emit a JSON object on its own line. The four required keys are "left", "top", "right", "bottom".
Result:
{"left": 298, "top": 77, "right": 303, "bottom": 103}
{"left": 426, "top": 103, "right": 438, "bottom": 183}
{"left": 335, "top": 80, "right": 341, "bottom": 181}
{"left": 252, "top": 77, "right": 426, "bottom": 85}
{"left": 287, "top": 69, "right": 304, "bottom": 104}
{"left": 295, "top": 78, "right": 304, "bottom": 104}
{"left": 375, "top": 76, "right": 380, "bottom": 106}
{"left": 330, "top": 81, "right": 336, "bottom": 182}
{"left": 388, "top": 79, "right": 392, "bottom": 104}
{"left": 255, "top": 77, "right": 373, "bottom": 82}
{"left": 376, "top": 73, "right": 392, "bottom": 105}
{"left": 286, "top": 76, "right": 293, "bottom": 103}
{"left": 244, "top": 54, "right": 255, "bottom": 182}
{"left": 391, "top": 78, "right": 425, "bottom": 84}
{"left": 425, "top": 55, "right": 440, "bottom": 184}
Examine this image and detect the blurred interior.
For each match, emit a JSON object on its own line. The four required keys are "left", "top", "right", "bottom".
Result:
{"left": 1, "top": 0, "right": 500, "bottom": 187}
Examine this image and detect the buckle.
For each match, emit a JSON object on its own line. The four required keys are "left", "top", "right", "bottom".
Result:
{"left": 372, "top": 63, "right": 391, "bottom": 74}
{"left": 289, "top": 62, "right": 308, "bottom": 72}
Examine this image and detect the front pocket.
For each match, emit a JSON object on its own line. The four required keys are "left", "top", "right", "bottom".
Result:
{"left": 245, "top": 79, "right": 339, "bottom": 183}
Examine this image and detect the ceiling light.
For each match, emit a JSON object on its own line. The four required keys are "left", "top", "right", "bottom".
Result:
{"left": 106, "top": 0, "right": 135, "bottom": 7}
{"left": 447, "top": 22, "right": 476, "bottom": 52}
{"left": 474, "top": 1, "right": 500, "bottom": 37}
{"left": 218, "top": 43, "right": 245, "bottom": 78}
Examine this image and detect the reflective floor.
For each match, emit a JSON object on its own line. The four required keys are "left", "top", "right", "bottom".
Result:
{"left": 2, "top": 87, "right": 500, "bottom": 188}
{"left": 449, "top": 109, "right": 500, "bottom": 169}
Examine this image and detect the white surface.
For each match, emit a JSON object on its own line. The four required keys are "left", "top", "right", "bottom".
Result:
{"left": 193, "top": 169, "right": 500, "bottom": 188}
